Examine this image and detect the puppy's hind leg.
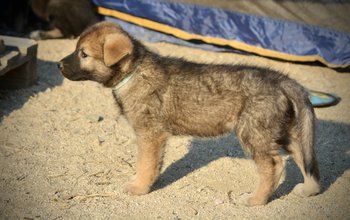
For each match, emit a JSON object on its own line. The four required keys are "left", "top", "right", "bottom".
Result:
{"left": 286, "top": 109, "right": 320, "bottom": 197}
{"left": 235, "top": 101, "right": 285, "bottom": 206}
{"left": 123, "top": 132, "right": 168, "bottom": 195}
{"left": 239, "top": 150, "right": 284, "bottom": 206}
{"left": 286, "top": 132, "right": 320, "bottom": 197}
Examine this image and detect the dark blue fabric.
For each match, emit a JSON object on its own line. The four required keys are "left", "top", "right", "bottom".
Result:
{"left": 104, "top": 16, "right": 247, "bottom": 54}
{"left": 92, "top": 0, "right": 350, "bottom": 67}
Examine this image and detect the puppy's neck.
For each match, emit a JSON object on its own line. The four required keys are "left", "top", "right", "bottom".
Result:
{"left": 103, "top": 56, "right": 136, "bottom": 88}
{"left": 112, "top": 70, "right": 136, "bottom": 91}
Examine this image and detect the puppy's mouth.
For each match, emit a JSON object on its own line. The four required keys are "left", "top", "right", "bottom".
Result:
{"left": 68, "top": 75, "right": 90, "bottom": 81}
{"left": 59, "top": 65, "right": 90, "bottom": 81}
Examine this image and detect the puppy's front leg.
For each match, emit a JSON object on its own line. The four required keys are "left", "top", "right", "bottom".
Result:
{"left": 30, "top": 27, "right": 64, "bottom": 40}
{"left": 124, "top": 132, "right": 168, "bottom": 195}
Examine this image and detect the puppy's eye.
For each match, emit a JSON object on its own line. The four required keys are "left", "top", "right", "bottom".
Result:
{"left": 80, "top": 50, "right": 88, "bottom": 58}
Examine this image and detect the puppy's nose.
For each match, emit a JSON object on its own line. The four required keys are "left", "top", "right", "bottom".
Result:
{"left": 57, "top": 62, "right": 63, "bottom": 70}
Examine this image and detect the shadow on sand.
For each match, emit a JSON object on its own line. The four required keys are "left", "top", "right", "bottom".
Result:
{"left": 153, "top": 119, "right": 350, "bottom": 202}
{"left": 0, "top": 59, "right": 63, "bottom": 122}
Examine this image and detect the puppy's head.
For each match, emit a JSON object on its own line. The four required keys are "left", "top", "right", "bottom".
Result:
{"left": 59, "top": 22, "right": 134, "bottom": 86}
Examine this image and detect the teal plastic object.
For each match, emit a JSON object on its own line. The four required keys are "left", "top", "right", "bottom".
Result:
{"left": 309, "top": 90, "right": 340, "bottom": 108}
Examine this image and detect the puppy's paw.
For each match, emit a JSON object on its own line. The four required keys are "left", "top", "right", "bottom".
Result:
{"left": 236, "top": 192, "right": 252, "bottom": 206}
{"left": 292, "top": 182, "right": 320, "bottom": 197}
{"left": 123, "top": 181, "right": 150, "bottom": 196}
{"left": 30, "top": 30, "right": 42, "bottom": 40}
{"left": 236, "top": 193, "right": 267, "bottom": 206}
{"left": 292, "top": 183, "right": 306, "bottom": 197}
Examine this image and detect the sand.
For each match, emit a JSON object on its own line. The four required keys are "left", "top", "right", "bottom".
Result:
{"left": 0, "top": 38, "right": 349, "bottom": 219}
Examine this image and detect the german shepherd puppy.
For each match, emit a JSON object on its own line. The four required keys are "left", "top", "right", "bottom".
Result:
{"left": 30, "top": 0, "right": 98, "bottom": 39}
{"left": 59, "top": 22, "right": 320, "bottom": 206}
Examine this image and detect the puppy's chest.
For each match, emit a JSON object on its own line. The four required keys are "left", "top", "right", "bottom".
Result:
{"left": 113, "top": 87, "right": 165, "bottom": 117}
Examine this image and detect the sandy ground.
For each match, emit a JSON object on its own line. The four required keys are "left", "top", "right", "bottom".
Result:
{"left": 0, "top": 38, "right": 349, "bottom": 219}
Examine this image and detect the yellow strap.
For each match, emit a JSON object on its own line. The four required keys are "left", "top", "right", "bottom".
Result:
{"left": 97, "top": 6, "right": 347, "bottom": 68}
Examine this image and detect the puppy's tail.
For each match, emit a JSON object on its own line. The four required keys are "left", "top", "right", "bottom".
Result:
{"left": 282, "top": 81, "right": 320, "bottom": 196}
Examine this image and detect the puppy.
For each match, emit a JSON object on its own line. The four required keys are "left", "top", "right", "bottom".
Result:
{"left": 30, "top": 0, "right": 98, "bottom": 40}
{"left": 59, "top": 21, "right": 320, "bottom": 206}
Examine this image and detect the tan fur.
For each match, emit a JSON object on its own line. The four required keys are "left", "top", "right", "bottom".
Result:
{"left": 59, "top": 22, "right": 321, "bottom": 206}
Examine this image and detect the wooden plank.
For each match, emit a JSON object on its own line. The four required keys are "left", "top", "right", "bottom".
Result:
{"left": 1, "top": 35, "right": 37, "bottom": 56}
{"left": 0, "top": 36, "right": 38, "bottom": 88}
{"left": 0, "top": 38, "right": 5, "bottom": 53}
{"left": 0, "top": 51, "right": 20, "bottom": 75}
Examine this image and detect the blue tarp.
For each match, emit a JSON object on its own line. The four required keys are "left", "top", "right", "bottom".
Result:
{"left": 92, "top": 0, "right": 350, "bottom": 68}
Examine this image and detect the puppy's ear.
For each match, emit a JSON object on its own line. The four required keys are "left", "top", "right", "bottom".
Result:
{"left": 103, "top": 33, "right": 133, "bottom": 67}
